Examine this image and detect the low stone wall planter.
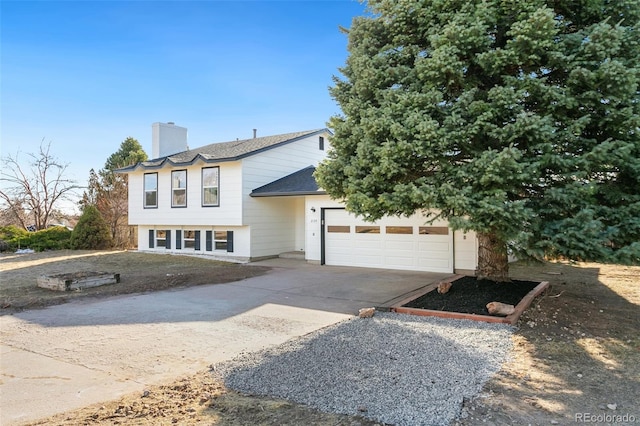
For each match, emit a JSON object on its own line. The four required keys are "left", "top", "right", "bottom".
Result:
{"left": 37, "top": 272, "right": 120, "bottom": 291}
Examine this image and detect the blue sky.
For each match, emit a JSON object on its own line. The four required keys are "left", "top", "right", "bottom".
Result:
{"left": 1, "top": 0, "right": 366, "bottom": 209}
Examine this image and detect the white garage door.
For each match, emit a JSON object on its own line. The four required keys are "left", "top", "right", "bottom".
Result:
{"left": 323, "top": 209, "right": 453, "bottom": 273}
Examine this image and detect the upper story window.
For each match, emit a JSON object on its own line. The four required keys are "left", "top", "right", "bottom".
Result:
{"left": 319, "top": 136, "right": 325, "bottom": 151}
{"left": 144, "top": 173, "right": 158, "bottom": 208}
{"left": 171, "top": 170, "right": 187, "bottom": 207}
{"left": 202, "top": 167, "right": 219, "bottom": 207}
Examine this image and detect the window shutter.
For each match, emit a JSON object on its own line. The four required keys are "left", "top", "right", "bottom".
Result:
{"left": 165, "top": 230, "right": 171, "bottom": 249}
{"left": 195, "top": 231, "right": 201, "bottom": 251}
{"left": 149, "top": 230, "right": 154, "bottom": 248}
{"left": 175, "top": 230, "right": 182, "bottom": 249}
{"left": 206, "top": 231, "right": 213, "bottom": 251}
{"left": 226, "top": 231, "right": 234, "bottom": 253}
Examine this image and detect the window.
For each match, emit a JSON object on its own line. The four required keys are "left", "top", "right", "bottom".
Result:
{"left": 214, "top": 231, "right": 227, "bottom": 250}
{"left": 171, "top": 170, "right": 187, "bottom": 207}
{"left": 156, "top": 230, "right": 168, "bottom": 248}
{"left": 328, "top": 225, "right": 350, "bottom": 233}
{"left": 356, "top": 226, "right": 380, "bottom": 234}
{"left": 386, "top": 226, "right": 413, "bottom": 234}
{"left": 419, "top": 226, "right": 449, "bottom": 235}
{"left": 144, "top": 173, "right": 158, "bottom": 208}
{"left": 319, "top": 136, "right": 325, "bottom": 151}
{"left": 202, "top": 167, "right": 219, "bottom": 206}
{"left": 184, "top": 230, "right": 196, "bottom": 249}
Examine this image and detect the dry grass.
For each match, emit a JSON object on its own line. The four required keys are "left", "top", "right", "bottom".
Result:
{"left": 0, "top": 250, "right": 269, "bottom": 313}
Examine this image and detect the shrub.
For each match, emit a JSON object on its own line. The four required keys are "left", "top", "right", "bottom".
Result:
{"left": 0, "top": 225, "right": 71, "bottom": 251}
{"left": 0, "top": 225, "right": 30, "bottom": 251}
{"left": 28, "top": 226, "right": 72, "bottom": 251}
{"left": 70, "top": 205, "right": 113, "bottom": 250}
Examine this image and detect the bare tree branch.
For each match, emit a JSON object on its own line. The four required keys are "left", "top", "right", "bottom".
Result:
{"left": 0, "top": 141, "right": 81, "bottom": 230}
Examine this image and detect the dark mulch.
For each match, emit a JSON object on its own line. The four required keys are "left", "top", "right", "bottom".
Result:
{"left": 403, "top": 276, "right": 540, "bottom": 315}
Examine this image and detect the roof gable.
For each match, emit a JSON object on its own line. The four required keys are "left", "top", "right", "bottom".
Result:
{"left": 119, "top": 128, "right": 329, "bottom": 172}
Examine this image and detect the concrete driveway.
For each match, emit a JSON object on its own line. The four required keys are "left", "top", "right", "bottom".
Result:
{"left": 0, "top": 259, "right": 446, "bottom": 425}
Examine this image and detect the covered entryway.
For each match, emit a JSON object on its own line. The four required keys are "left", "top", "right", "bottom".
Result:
{"left": 322, "top": 208, "right": 454, "bottom": 273}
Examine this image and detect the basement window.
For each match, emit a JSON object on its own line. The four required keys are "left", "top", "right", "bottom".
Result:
{"left": 214, "top": 231, "right": 227, "bottom": 250}
{"left": 212, "top": 230, "right": 233, "bottom": 252}
{"left": 156, "top": 230, "right": 167, "bottom": 248}
{"left": 184, "top": 230, "right": 196, "bottom": 249}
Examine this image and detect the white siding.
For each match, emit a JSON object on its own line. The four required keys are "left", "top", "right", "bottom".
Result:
{"left": 454, "top": 230, "right": 478, "bottom": 272}
{"left": 242, "top": 131, "right": 331, "bottom": 258}
{"left": 128, "top": 161, "right": 243, "bottom": 227}
{"left": 246, "top": 198, "right": 299, "bottom": 257}
{"left": 305, "top": 195, "right": 340, "bottom": 262}
{"left": 293, "top": 197, "right": 305, "bottom": 251}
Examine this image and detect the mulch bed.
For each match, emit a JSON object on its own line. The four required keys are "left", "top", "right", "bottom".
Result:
{"left": 403, "top": 276, "right": 540, "bottom": 316}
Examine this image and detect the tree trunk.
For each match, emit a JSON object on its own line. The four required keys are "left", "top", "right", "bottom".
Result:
{"left": 477, "top": 230, "right": 510, "bottom": 282}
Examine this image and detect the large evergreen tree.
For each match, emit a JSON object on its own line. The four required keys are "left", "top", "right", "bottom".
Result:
{"left": 316, "top": 0, "right": 640, "bottom": 281}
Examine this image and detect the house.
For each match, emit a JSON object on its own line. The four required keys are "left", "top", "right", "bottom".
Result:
{"left": 119, "top": 122, "right": 478, "bottom": 274}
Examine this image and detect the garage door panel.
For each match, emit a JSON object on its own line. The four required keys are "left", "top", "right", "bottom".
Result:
{"left": 385, "top": 256, "right": 416, "bottom": 267}
{"left": 384, "top": 240, "right": 416, "bottom": 250}
{"left": 417, "top": 241, "right": 449, "bottom": 251}
{"left": 353, "top": 254, "right": 383, "bottom": 263}
{"left": 420, "top": 259, "right": 451, "bottom": 269}
{"left": 324, "top": 209, "right": 453, "bottom": 273}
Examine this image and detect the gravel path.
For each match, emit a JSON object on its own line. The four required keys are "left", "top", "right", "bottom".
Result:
{"left": 214, "top": 312, "right": 513, "bottom": 426}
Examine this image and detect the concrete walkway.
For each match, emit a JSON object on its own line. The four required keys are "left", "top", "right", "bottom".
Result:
{"left": 0, "top": 259, "right": 446, "bottom": 425}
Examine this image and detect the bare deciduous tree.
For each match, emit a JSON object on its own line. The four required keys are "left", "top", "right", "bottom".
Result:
{"left": 0, "top": 141, "right": 80, "bottom": 230}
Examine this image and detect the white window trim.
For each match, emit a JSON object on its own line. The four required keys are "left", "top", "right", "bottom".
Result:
{"left": 144, "top": 173, "right": 158, "bottom": 208}
{"left": 202, "top": 166, "right": 220, "bottom": 207}
{"left": 171, "top": 170, "right": 187, "bottom": 208}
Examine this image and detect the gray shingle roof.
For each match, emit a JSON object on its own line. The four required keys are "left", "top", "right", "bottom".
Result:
{"left": 251, "top": 166, "right": 325, "bottom": 197}
{"left": 118, "top": 129, "right": 327, "bottom": 171}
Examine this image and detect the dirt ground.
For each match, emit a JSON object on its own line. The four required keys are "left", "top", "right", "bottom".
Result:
{"left": 455, "top": 261, "right": 640, "bottom": 426}
{"left": 0, "top": 250, "right": 270, "bottom": 313}
{"left": 2, "top": 251, "right": 638, "bottom": 425}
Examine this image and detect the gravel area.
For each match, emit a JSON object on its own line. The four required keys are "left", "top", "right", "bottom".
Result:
{"left": 214, "top": 312, "right": 513, "bottom": 426}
